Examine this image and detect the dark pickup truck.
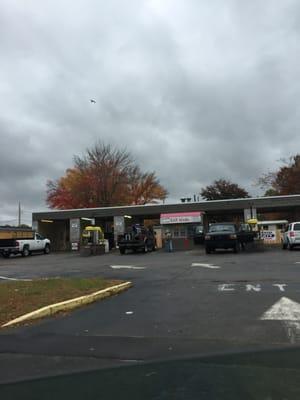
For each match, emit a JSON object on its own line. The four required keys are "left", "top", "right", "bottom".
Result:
{"left": 118, "top": 225, "right": 155, "bottom": 254}
{"left": 204, "top": 223, "right": 256, "bottom": 254}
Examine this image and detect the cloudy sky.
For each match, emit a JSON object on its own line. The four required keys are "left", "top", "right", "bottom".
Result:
{"left": 1, "top": 0, "right": 300, "bottom": 224}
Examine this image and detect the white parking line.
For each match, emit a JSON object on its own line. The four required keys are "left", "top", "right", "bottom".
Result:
{"left": 191, "top": 263, "right": 220, "bottom": 269}
{"left": 110, "top": 265, "right": 146, "bottom": 270}
{"left": 0, "top": 275, "right": 32, "bottom": 281}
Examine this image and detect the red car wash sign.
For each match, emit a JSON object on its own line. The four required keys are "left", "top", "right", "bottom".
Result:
{"left": 160, "top": 212, "right": 203, "bottom": 224}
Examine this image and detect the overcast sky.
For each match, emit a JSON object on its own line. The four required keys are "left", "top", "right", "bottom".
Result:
{"left": 1, "top": 0, "right": 300, "bottom": 224}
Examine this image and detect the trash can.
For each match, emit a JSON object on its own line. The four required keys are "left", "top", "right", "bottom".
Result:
{"left": 91, "top": 244, "right": 105, "bottom": 255}
{"left": 104, "top": 239, "right": 109, "bottom": 253}
{"left": 80, "top": 246, "right": 92, "bottom": 257}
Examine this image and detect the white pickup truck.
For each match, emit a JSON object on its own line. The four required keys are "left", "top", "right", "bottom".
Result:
{"left": 0, "top": 232, "right": 51, "bottom": 258}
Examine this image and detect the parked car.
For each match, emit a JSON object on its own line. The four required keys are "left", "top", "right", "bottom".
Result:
{"left": 282, "top": 222, "right": 300, "bottom": 250}
{"left": 118, "top": 225, "right": 155, "bottom": 254}
{"left": 204, "top": 222, "right": 255, "bottom": 254}
{"left": 0, "top": 229, "right": 51, "bottom": 258}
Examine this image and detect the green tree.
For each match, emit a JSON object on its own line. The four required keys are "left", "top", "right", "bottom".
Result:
{"left": 201, "top": 179, "right": 249, "bottom": 200}
{"left": 263, "top": 188, "right": 279, "bottom": 197}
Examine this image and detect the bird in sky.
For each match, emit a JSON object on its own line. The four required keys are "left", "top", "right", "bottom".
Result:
{"left": 90, "top": 99, "right": 96, "bottom": 104}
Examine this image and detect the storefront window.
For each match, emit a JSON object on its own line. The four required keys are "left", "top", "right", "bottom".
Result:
{"left": 173, "top": 227, "right": 180, "bottom": 237}
{"left": 173, "top": 226, "right": 186, "bottom": 238}
{"left": 187, "top": 225, "right": 195, "bottom": 238}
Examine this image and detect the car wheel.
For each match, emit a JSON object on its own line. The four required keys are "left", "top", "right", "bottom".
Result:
{"left": 119, "top": 248, "right": 126, "bottom": 255}
{"left": 282, "top": 241, "right": 287, "bottom": 250}
{"left": 44, "top": 244, "right": 50, "bottom": 254}
{"left": 22, "top": 246, "right": 30, "bottom": 257}
{"left": 233, "top": 242, "right": 241, "bottom": 253}
{"left": 288, "top": 241, "right": 294, "bottom": 251}
{"left": 205, "top": 247, "right": 211, "bottom": 254}
{"left": 2, "top": 253, "right": 10, "bottom": 258}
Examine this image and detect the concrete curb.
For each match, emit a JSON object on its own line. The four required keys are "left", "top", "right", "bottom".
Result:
{"left": 1, "top": 281, "right": 132, "bottom": 328}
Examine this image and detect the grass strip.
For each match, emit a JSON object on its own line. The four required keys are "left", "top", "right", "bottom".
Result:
{"left": 0, "top": 277, "right": 122, "bottom": 326}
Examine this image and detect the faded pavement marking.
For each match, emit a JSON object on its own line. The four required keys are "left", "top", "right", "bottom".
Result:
{"left": 110, "top": 265, "right": 146, "bottom": 270}
{"left": 191, "top": 263, "right": 220, "bottom": 269}
{"left": 218, "top": 283, "right": 287, "bottom": 292}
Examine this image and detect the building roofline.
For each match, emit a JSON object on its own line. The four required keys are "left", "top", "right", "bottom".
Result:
{"left": 33, "top": 194, "right": 300, "bottom": 215}
{"left": 32, "top": 194, "right": 300, "bottom": 221}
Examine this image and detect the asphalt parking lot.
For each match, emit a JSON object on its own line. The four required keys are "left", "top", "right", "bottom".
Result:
{"left": 1, "top": 246, "right": 300, "bottom": 383}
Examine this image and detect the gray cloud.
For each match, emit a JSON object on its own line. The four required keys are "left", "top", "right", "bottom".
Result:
{"left": 1, "top": 0, "right": 300, "bottom": 224}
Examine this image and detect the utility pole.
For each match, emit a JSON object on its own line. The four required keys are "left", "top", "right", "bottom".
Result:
{"left": 18, "top": 202, "right": 21, "bottom": 227}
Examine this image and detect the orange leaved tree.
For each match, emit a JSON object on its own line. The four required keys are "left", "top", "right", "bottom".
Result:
{"left": 46, "top": 143, "right": 168, "bottom": 209}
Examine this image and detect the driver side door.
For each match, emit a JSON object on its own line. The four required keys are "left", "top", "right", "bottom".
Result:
{"left": 34, "top": 233, "right": 44, "bottom": 251}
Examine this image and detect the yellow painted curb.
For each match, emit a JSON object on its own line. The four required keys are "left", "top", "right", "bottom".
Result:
{"left": 2, "top": 281, "right": 132, "bottom": 328}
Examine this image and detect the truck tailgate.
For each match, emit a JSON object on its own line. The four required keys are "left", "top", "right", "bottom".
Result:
{"left": 0, "top": 239, "right": 17, "bottom": 247}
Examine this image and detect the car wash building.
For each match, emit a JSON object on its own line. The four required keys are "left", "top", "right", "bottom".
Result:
{"left": 32, "top": 194, "right": 300, "bottom": 251}
{"left": 160, "top": 212, "right": 203, "bottom": 251}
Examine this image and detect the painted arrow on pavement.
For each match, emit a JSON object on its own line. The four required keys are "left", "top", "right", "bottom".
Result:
{"left": 191, "top": 263, "right": 220, "bottom": 269}
{"left": 260, "top": 297, "right": 300, "bottom": 344}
